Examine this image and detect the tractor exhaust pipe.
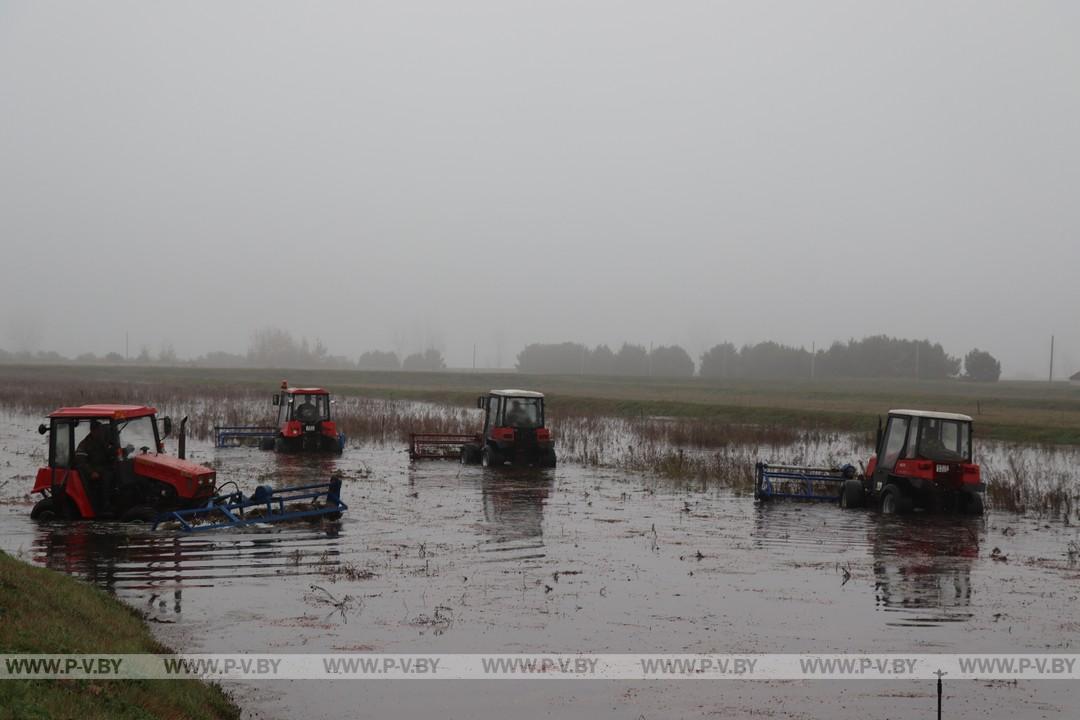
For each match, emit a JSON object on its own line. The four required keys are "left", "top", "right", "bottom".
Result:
{"left": 178, "top": 416, "right": 188, "bottom": 460}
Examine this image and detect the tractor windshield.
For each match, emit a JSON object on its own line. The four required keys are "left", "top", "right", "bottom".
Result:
{"left": 503, "top": 397, "right": 542, "bottom": 429}
{"left": 117, "top": 415, "right": 158, "bottom": 456}
{"left": 911, "top": 417, "right": 971, "bottom": 462}
{"left": 291, "top": 394, "right": 329, "bottom": 423}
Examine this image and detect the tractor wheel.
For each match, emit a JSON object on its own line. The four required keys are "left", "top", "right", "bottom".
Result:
{"left": 121, "top": 505, "right": 159, "bottom": 523}
{"left": 963, "top": 493, "right": 985, "bottom": 517}
{"left": 481, "top": 446, "right": 502, "bottom": 468}
{"left": 460, "top": 444, "right": 480, "bottom": 465}
{"left": 880, "top": 485, "right": 912, "bottom": 515}
{"left": 31, "top": 497, "right": 61, "bottom": 521}
{"left": 839, "top": 479, "right": 864, "bottom": 509}
{"left": 539, "top": 448, "right": 557, "bottom": 469}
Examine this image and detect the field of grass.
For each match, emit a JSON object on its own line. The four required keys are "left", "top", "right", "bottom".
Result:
{"left": 2, "top": 363, "right": 1079, "bottom": 445}
{"left": 0, "top": 550, "right": 239, "bottom": 720}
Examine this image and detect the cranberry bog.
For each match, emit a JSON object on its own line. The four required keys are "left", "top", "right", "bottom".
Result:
{"left": 1, "top": 375, "right": 1079, "bottom": 718}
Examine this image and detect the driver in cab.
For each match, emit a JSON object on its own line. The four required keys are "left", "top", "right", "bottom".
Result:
{"left": 75, "top": 420, "right": 115, "bottom": 514}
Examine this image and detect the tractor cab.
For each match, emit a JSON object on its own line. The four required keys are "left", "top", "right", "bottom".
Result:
{"left": 844, "top": 409, "right": 983, "bottom": 515}
{"left": 461, "top": 390, "right": 556, "bottom": 468}
{"left": 31, "top": 405, "right": 216, "bottom": 521}
{"left": 271, "top": 382, "right": 344, "bottom": 453}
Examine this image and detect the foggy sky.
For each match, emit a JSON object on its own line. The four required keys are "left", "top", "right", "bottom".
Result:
{"left": 2, "top": 1, "right": 1078, "bottom": 378}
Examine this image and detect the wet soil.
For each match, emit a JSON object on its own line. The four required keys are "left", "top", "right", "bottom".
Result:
{"left": 1, "top": 413, "right": 1078, "bottom": 719}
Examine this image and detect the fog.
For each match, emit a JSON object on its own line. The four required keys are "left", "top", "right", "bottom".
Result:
{"left": 2, "top": 1, "right": 1078, "bottom": 377}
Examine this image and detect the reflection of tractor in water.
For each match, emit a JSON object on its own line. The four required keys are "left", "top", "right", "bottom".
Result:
{"left": 480, "top": 473, "right": 553, "bottom": 542}
{"left": 270, "top": 383, "right": 345, "bottom": 453}
{"left": 870, "top": 517, "right": 978, "bottom": 623}
{"left": 31, "top": 405, "right": 215, "bottom": 521}
{"left": 409, "top": 389, "right": 556, "bottom": 468}
{"left": 755, "top": 409, "right": 985, "bottom": 516}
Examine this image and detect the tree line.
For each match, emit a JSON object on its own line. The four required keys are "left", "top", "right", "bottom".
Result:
{"left": 0, "top": 327, "right": 447, "bottom": 373}
{"left": 516, "top": 336, "right": 1002, "bottom": 381}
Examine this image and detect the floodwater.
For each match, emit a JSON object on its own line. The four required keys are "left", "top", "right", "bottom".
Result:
{"left": 1, "top": 412, "right": 1079, "bottom": 719}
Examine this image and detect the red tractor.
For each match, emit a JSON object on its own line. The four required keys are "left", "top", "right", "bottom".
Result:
{"left": 31, "top": 405, "right": 216, "bottom": 522}
{"left": 408, "top": 389, "right": 556, "bottom": 467}
{"left": 460, "top": 390, "right": 556, "bottom": 468}
{"left": 840, "top": 409, "right": 984, "bottom": 515}
{"left": 269, "top": 382, "right": 345, "bottom": 453}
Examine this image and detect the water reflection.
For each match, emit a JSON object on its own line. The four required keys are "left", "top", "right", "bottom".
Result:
{"left": 871, "top": 516, "right": 980, "bottom": 626}
{"left": 479, "top": 470, "right": 553, "bottom": 541}
{"left": 30, "top": 521, "right": 346, "bottom": 618}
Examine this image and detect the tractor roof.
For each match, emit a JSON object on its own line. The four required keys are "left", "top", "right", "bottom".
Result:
{"left": 49, "top": 404, "right": 158, "bottom": 420}
{"left": 490, "top": 389, "right": 545, "bottom": 398}
{"left": 283, "top": 387, "right": 329, "bottom": 395}
{"left": 890, "top": 409, "right": 973, "bottom": 422}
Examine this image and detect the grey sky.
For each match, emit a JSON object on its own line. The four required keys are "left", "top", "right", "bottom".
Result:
{"left": 2, "top": 1, "right": 1077, "bottom": 377}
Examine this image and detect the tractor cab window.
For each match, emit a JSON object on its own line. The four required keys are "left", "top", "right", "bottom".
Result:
{"left": 292, "top": 394, "right": 328, "bottom": 424}
{"left": 51, "top": 421, "right": 74, "bottom": 468}
{"left": 503, "top": 397, "right": 541, "bottom": 429}
{"left": 880, "top": 416, "right": 910, "bottom": 470}
{"left": 117, "top": 416, "right": 158, "bottom": 457}
{"left": 914, "top": 418, "right": 970, "bottom": 462}
{"left": 485, "top": 396, "right": 502, "bottom": 429}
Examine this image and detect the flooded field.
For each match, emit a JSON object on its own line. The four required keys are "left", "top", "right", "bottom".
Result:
{"left": 2, "top": 407, "right": 1079, "bottom": 719}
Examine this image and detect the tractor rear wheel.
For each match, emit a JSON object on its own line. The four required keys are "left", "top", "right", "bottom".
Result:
{"left": 880, "top": 485, "right": 912, "bottom": 515}
{"left": 963, "top": 492, "right": 985, "bottom": 517}
{"left": 839, "top": 479, "right": 864, "bottom": 509}
{"left": 539, "top": 448, "right": 557, "bottom": 468}
{"left": 481, "top": 446, "right": 501, "bottom": 468}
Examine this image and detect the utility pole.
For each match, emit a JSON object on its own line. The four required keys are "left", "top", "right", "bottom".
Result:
{"left": 1049, "top": 335, "right": 1055, "bottom": 382}
{"left": 810, "top": 341, "right": 815, "bottom": 380}
{"left": 915, "top": 342, "right": 920, "bottom": 381}
{"left": 125, "top": 332, "right": 129, "bottom": 361}
{"left": 472, "top": 344, "right": 477, "bottom": 372}
{"left": 648, "top": 342, "right": 653, "bottom": 377}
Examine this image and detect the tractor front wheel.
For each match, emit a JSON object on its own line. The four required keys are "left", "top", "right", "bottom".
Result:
{"left": 881, "top": 485, "right": 912, "bottom": 515}
{"left": 121, "top": 505, "right": 159, "bottom": 523}
{"left": 840, "top": 479, "right": 864, "bottom": 509}
{"left": 31, "top": 497, "right": 61, "bottom": 521}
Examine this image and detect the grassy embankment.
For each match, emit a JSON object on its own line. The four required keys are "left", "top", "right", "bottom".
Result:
{"left": 2, "top": 363, "right": 1079, "bottom": 445}
{"left": 0, "top": 550, "right": 239, "bottom": 720}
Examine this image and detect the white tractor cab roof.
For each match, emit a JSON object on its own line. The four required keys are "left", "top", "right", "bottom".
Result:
{"left": 490, "top": 389, "right": 545, "bottom": 398}
{"left": 889, "top": 409, "right": 973, "bottom": 423}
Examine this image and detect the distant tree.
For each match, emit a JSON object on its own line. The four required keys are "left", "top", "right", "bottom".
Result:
{"left": 75, "top": 352, "right": 99, "bottom": 364}
{"left": 196, "top": 351, "right": 247, "bottom": 368}
{"left": 699, "top": 342, "right": 739, "bottom": 379}
{"left": 135, "top": 346, "right": 152, "bottom": 364}
{"left": 402, "top": 348, "right": 445, "bottom": 372}
{"left": 158, "top": 342, "right": 178, "bottom": 365}
{"left": 964, "top": 348, "right": 1001, "bottom": 382}
{"left": 586, "top": 344, "right": 616, "bottom": 375}
{"left": 103, "top": 352, "right": 125, "bottom": 364}
{"left": 516, "top": 342, "right": 589, "bottom": 374}
{"left": 737, "top": 341, "right": 811, "bottom": 379}
{"left": 649, "top": 345, "right": 694, "bottom": 377}
{"left": 613, "top": 343, "right": 649, "bottom": 376}
{"left": 357, "top": 350, "right": 400, "bottom": 370}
